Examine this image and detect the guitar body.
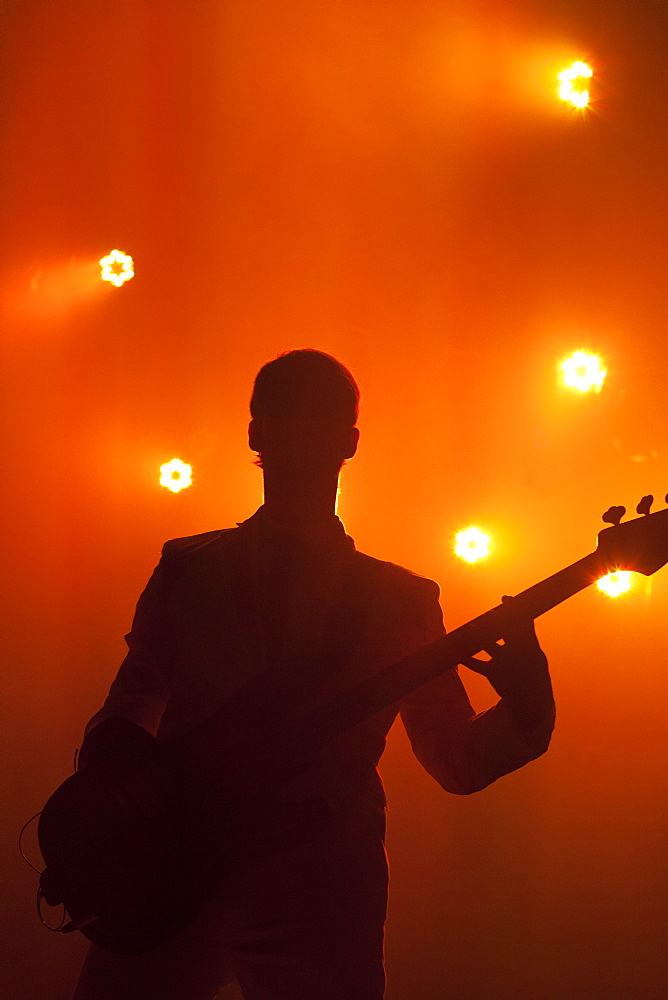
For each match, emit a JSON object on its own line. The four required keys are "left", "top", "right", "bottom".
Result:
{"left": 37, "top": 741, "right": 326, "bottom": 953}
{"left": 37, "top": 761, "right": 207, "bottom": 953}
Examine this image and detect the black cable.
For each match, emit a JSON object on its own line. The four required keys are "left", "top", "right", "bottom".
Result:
{"left": 36, "top": 886, "right": 67, "bottom": 932}
{"left": 18, "top": 812, "right": 43, "bottom": 875}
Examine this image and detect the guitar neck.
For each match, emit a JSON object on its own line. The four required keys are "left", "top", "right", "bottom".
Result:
{"left": 461, "top": 549, "right": 603, "bottom": 644}
{"left": 173, "top": 547, "right": 607, "bottom": 784}
{"left": 276, "top": 549, "right": 602, "bottom": 761}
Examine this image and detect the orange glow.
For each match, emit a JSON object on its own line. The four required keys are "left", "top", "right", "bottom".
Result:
{"left": 159, "top": 459, "right": 192, "bottom": 493}
{"left": 558, "top": 61, "right": 592, "bottom": 108}
{"left": 454, "top": 527, "right": 490, "bottom": 563}
{"left": 561, "top": 351, "right": 607, "bottom": 392}
{"left": 100, "top": 249, "right": 134, "bottom": 287}
{"left": 2, "top": 8, "right": 667, "bottom": 998}
{"left": 596, "top": 571, "right": 632, "bottom": 597}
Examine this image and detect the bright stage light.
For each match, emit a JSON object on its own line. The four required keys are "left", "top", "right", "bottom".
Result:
{"left": 454, "top": 527, "right": 490, "bottom": 563}
{"left": 558, "top": 61, "right": 592, "bottom": 108}
{"left": 160, "top": 458, "right": 192, "bottom": 493}
{"left": 596, "top": 571, "right": 632, "bottom": 598}
{"left": 100, "top": 249, "right": 134, "bottom": 287}
{"left": 561, "top": 351, "right": 607, "bottom": 392}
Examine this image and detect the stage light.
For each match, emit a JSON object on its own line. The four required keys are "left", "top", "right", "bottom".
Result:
{"left": 160, "top": 458, "right": 192, "bottom": 493}
{"left": 100, "top": 249, "right": 134, "bottom": 287}
{"left": 454, "top": 527, "right": 490, "bottom": 563}
{"left": 558, "top": 61, "right": 592, "bottom": 108}
{"left": 561, "top": 351, "right": 607, "bottom": 392}
{"left": 596, "top": 571, "right": 632, "bottom": 598}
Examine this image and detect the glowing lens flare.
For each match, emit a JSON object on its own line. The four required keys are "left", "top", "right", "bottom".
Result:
{"left": 454, "top": 527, "right": 490, "bottom": 563}
{"left": 558, "top": 61, "right": 593, "bottom": 108}
{"left": 561, "top": 351, "right": 607, "bottom": 392}
{"left": 596, "top": 571, "right": 632, "bottom": 598}
{"left": 160, "top": 458, "right": 192, "bottom": 493}
{"left": 100, "top": 249, "right": 135, "bottom": 287}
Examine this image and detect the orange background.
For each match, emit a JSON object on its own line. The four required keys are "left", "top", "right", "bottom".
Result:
{"left": 2, "top": 2, "right": 666, "bottom": 997}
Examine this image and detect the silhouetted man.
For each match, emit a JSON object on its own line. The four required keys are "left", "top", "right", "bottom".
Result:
{"left": 72, "top": 350, "right": 554, "bottom": 1000}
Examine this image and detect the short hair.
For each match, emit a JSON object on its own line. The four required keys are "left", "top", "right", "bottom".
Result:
{"left": 250, "top": 349, "right": 359, "bottom": 427}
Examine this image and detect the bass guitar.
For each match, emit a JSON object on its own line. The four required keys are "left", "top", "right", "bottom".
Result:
{"left": 34, "top": 497, "right": 668, "bottom": 954}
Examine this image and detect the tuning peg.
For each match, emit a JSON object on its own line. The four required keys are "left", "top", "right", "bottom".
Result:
{"left": 636, "top": 495, "right": 654, "bottom": 516}
{"left": 602, "top": 505, "right": 626, "bottom": 526}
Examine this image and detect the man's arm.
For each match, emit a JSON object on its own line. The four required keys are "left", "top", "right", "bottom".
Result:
{"left": 78, "top": 546, "right": 176, "bottom": 768}
{"left": 400, "top": 582, "right": 555, "bottom": 795}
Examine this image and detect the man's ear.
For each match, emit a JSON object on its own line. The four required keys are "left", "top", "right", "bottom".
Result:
{"left": 248, "top": 419, "right": 261, "bottom": 452}
{"left": 343, "top": 427, "right": 360, "bottom": 460}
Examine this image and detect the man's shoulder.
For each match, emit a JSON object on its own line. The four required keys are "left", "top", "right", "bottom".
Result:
{"left": 161, "top": 526, "right": 240, "bottom": 558}
{"left": 354, "top": 549, "right": 440, "bottom": 599}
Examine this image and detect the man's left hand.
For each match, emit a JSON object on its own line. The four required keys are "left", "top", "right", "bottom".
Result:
{"left": 460, "top": 595, "right": 554, "bottom": 734}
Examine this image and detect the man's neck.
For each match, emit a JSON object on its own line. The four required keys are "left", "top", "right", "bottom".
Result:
{"left": 261, "top": 471, "right": 339, "bottom": 527}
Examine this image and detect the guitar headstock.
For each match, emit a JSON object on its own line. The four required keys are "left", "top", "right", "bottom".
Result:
{"left": 596, "top": 494, "right": 668, "bottom": 576}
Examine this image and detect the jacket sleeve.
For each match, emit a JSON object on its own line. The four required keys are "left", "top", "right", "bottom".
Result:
{"left": 83, "top": 544, "right": 176, "bottom": 740}
{"left": 400, "top": 580, "right": 555, "bottom": 795}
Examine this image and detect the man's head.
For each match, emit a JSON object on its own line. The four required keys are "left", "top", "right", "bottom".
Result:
{"left": 249, "top": 349, "right": 359, "bottom": 477}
